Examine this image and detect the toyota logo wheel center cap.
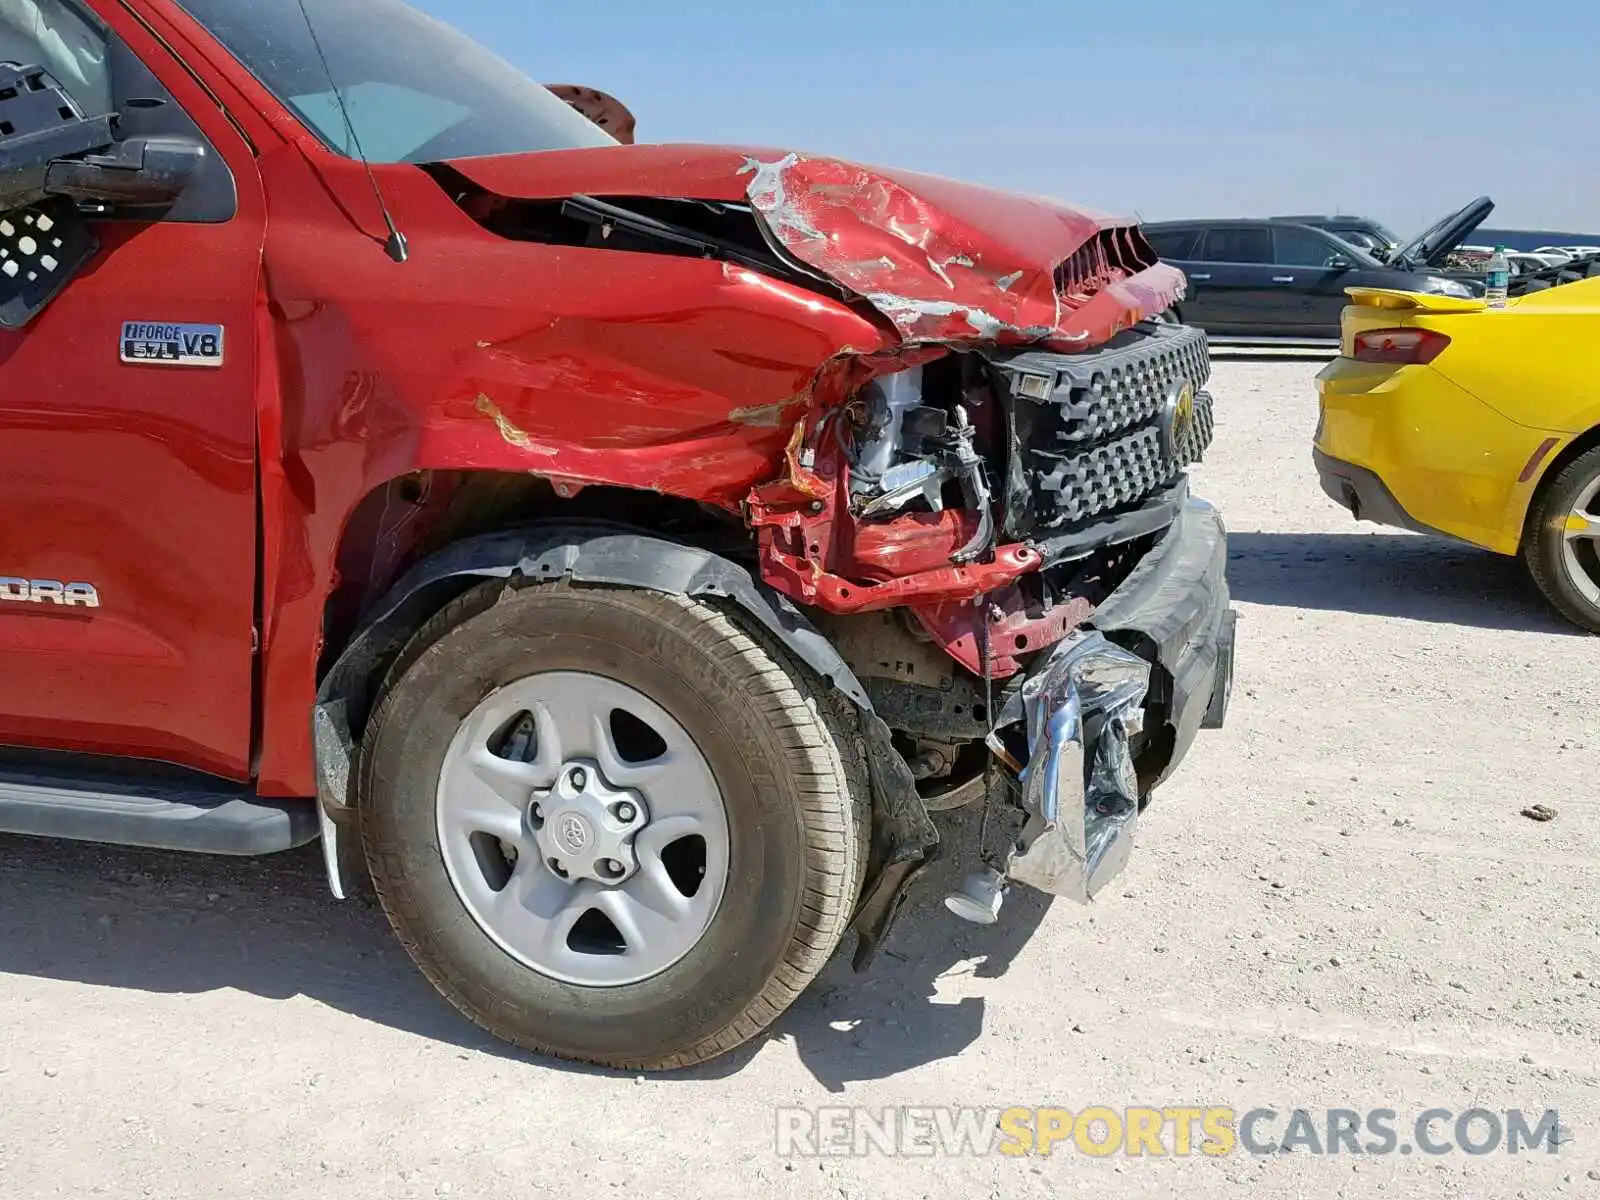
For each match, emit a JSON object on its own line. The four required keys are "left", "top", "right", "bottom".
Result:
{"left": 529, "top": 759, "right": 649, "bottom": 885}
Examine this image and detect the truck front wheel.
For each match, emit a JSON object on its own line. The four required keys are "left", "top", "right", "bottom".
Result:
{"left": 358, "top": 581, "right": 869, "bottom": 1069}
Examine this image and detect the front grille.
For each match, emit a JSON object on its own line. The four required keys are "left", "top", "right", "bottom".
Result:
{"left": 1052, "top": 323, "right": 1211, "bottom": 444}
{"left": 1032, "top": 390, "right": 1214, "bottom": 523}
{"left": 994, "top": 322, "right": 1215, "bottom": 531}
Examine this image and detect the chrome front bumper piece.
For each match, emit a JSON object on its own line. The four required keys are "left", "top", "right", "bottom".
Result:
{"left": 1000, "top": 499, "right": 1236, "bottom": 902}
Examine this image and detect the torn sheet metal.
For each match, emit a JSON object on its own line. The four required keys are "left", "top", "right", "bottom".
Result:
{"left": 1000, "top": 630, "right": 1151, "bottom": 903}
{"left": 739, "top": 153, "right": 1185, "bottom": 349}
{"left": 912, "top": 586, "right": 1095, "bottom": 678}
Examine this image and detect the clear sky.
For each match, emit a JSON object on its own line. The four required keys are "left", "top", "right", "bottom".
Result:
{"left": 410, "top": 0, "right": 1596, "bottom": 237}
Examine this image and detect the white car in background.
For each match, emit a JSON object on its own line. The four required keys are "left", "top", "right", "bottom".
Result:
{"left": 1531, "top": 245, "right": 1592, "bottom": 264}
{"left": 1509, "top": 251, "right": 1559, "bottom": 274}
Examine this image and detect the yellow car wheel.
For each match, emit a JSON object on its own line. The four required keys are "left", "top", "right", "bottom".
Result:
{"left": 1525, "top": 445, "right": 1600, "bottom": 633}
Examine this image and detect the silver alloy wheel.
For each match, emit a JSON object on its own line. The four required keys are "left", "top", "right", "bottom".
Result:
{"left": 436, "top": 671, "right": 730, "bottom": 987}
{"left": 1562, "top": 474, "right": 1600, "bottom": 609}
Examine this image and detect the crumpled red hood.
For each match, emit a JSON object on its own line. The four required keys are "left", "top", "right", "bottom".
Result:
{"left": 442, "top": 143, "right": 1184, "bottom": 348}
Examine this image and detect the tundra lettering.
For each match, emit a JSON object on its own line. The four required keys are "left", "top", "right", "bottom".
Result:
{"left": 0, "top": 579, "right": 100, "bottom": 607}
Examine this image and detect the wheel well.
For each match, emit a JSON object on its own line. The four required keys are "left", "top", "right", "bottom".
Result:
{"left": 320, "top": 470, "right": 746, "bottom": 677}
{"left": 1521, "top": 425, "right": 1600, "bottom": 548}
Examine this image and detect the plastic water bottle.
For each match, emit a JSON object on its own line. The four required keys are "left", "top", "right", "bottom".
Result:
{"left": 1485, "top": 245, "right": 1510, "bottom": 309}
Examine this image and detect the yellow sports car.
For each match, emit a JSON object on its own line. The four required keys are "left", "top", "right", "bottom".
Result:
{"left": 1315, "top": 228, "right": 1600, "bottom": 632}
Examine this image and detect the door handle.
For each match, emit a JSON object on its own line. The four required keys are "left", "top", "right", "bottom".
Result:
{"left": 1272, "top": 275, "right": 1296, "bottom": 283}
{"left": 1189, "top": 273, "right": 1211, "bottom": 281}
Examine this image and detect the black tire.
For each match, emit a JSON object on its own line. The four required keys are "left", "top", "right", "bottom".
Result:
{"left": 358, "top": 580, "right": 870, "bottom": 1069}
{"left": 1524, "top": 445, "right": 1600, "bottom": 633}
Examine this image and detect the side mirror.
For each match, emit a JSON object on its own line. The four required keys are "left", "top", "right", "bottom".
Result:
{"left": 44, "top": 135, "right": 206, "bottom": 210}
{"left": 0, "top": 64, "right": 209, "bottom": 329}
{"left": 1327, "top": 255, "right": 1352, "bottom": 271}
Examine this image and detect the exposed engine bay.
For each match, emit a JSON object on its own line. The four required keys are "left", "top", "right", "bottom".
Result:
{"left": 790, "top": 321, "right": 1217, "bottom": 810}
{"left": 844, "top": 357, "right": 997, "bottom": 553}
{"left": 841, "top": 326, "right": 1214, "bottom": 546}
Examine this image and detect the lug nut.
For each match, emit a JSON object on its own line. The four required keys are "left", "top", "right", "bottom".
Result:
{"left": 547, "top": 858, "right": 569, "bottom": 879}
{"left": 600, "top": 858, "right": 625, "bottom": 878}
{"left": 615, "top": 801, "right": 637, "bottom": 822}
{"left": 569, "top": 767, "right": 588, "bottom": 790}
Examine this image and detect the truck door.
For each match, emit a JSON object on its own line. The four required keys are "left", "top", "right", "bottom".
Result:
{"left": 0, "top": 2, "right": 264, "bottom": 779}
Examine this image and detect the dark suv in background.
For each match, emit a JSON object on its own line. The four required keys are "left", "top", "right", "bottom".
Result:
{"left": 1144, "top": 218, "right": 1480, "bottom": 342}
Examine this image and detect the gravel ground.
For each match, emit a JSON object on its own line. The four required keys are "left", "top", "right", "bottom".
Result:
{"left": 3, "top": 359, "right": 1597, "bottom": 1199}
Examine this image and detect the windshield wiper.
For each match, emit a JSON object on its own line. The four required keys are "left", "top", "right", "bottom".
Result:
{"left": 560, "top": 194, "right": 780, "bottom": 276}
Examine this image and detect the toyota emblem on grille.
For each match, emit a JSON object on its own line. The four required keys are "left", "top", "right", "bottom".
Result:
{"left": 1161, "top": 379, "right": 1196, "bottom": 462}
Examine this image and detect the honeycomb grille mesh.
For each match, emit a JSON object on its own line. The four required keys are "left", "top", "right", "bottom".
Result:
{"left": 1054, "top": 328, "right": 1212, "bottom": 445}
{"left": 1007, "top": 323, "right": 1216, "bottom": 529}
{"left": 1033, "top": 391, "right": 1214, "bottom": 524}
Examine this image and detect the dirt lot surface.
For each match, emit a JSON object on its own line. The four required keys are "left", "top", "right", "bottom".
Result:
{"left": 3, "top": 360, "right": 1597, "bottom": 1199}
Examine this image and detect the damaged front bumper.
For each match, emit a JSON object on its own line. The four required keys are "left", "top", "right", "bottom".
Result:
{"left": 999, "top": 498, "right": 1236, "bottom": 902}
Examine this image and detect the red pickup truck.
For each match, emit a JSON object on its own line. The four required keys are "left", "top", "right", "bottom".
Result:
{"left": 0, "top": 0, "right": 1235, "bottom": 1070}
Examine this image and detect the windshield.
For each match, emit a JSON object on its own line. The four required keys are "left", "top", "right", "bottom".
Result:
{"left": 1323, "top": 233, "right": 1382, "bottom": 266}
{"left": 173, "top": 0, "right": 615, "bottom": 163}
{"left": 1354, "top": 221, "right": 1398, "bottom": 245}
{"left": 1332, "top": 229, "right": 1384, "bottom": 253}
{"left": 0, "top": 0, "right": 111, "bottom": 114}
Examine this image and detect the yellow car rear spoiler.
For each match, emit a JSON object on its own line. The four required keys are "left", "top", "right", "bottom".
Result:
{"left": 1343, "top": 286, "right": 1486, "bottom": 314}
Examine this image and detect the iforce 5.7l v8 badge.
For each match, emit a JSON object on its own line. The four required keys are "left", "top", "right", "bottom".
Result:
{"left": 120, "top": 322, "right": 225, "bottom": 367}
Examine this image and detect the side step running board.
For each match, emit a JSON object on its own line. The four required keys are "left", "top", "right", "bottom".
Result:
{"left": 0, "top": 770, "right": 319, "bottom": 856}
